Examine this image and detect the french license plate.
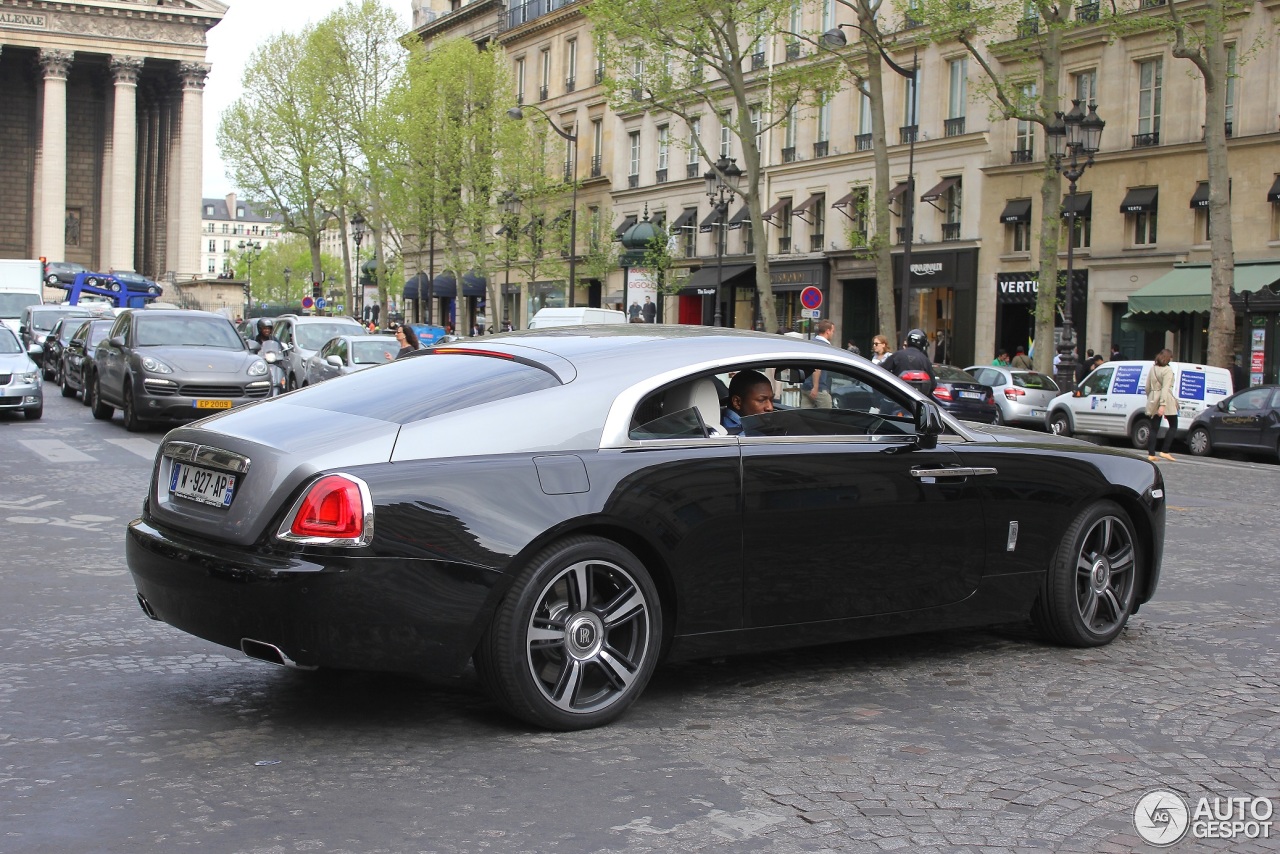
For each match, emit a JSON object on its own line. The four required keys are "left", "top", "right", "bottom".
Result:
{"left": 959, "top": 390, "right": 983, "bottom": 400}
{"left": 1031, "top": 408, "right": 1045, "bottom": 417}
{"left": 194, "top": 399, "right": 233, "bottom": 410}
{"left": 169, "top": 462, "right": 236, "bottom": 507}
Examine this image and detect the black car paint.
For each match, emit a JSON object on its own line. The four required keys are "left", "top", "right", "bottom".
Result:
{"left": 61, "top": 319, "right": 113, "bottom": 396}
{"left": 1188, "top": 386, "right": 1280, "bottom": 459}
{"left": 128, "top": 423, "right": 1164, "bottom": 678}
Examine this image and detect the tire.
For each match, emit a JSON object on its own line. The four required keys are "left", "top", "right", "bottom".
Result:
{"left": 122, "top": 385, "right": 144, "bottom": 432}
{"left": 1187, "top": 426, "right": 1212, "bottom": 457}
{"left": 108, "top": 281, "right": 121, "bottom": 292}
{"left": 1032, "top": 500, "right": 1139, "bottom": 647}
{"left": 41, "top": 356, "right": 54, "bottom": 381}
{"left": 46, "top": 274, "right": 59, "bottom": 285}
{"left": 86, "top": 276, "right": 99, "bottom": 288}
{"left": 60, "top": 373, "right": 76, "bottom": 398}
{"left": 992, "top": 407, "right": 1005, "bottom": 427}
{"left": 25, "top": 404, "right": 43, "bottom": 420}
{"left": 1048, "top": 410, "right": 1072, "bottom": 437}
{"left": 473, "top": 535, "right": 662, "bottom": 731}
{"left": 1130, "top": 417, "right": 1152, "bottom": 450}
{"left": 89, "top": 374, "right": 114, "bottom": 420}
{"left": 286, "top": 373, "right": 298, "bottom": 392}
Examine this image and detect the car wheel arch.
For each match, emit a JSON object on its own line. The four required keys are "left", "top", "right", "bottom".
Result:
{"left": 1047, "top": 406, "right": 1074, "bottom": 434}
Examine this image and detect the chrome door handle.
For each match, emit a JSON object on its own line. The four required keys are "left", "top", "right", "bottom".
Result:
{"left": 911, "top": 467, "right": 998, "bottom": 478}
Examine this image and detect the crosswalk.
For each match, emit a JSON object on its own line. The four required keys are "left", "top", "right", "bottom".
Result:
{"left": 16, "top": 436, "right": 160, "bottom": 464}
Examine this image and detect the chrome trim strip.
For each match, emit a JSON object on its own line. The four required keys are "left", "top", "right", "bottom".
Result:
{"left": 162, "top": 440, "right": 252, "bottom": 474}
{"left": 911, "top": 466, "right": 998, "bottom": 478}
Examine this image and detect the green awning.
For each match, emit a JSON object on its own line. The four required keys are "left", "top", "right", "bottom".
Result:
{"left": 1125, "top": 263, "right": 1280, "bottom": 315}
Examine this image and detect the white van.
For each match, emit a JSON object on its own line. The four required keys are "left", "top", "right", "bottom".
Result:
{"left": 0, "top": 259, "right": 44, "bottom": 336}
{"left": 527, "top": 307, "right": 627, "bottom": 329}
{"left": 1046, "top": 359, "right": 1233, "bottom": 448}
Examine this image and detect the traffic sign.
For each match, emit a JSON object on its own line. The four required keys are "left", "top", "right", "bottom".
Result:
{"left": 800, "top": 286, "right": 823, "bottom": 310}
{"left": 301, "top": 296, "right": 314, "bottom": 309}
{"left": 337, "top": 304, "right": 345, "bottom": 313}
{"left": 316, "top": 297, "right": 327, "bottom": 310}
{"left": 801, "top": 308, "right": 821, "bottom": 319}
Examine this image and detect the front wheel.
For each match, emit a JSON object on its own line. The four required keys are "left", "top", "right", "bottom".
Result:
{"left": 1131, "top": 417, "right": 1153, "bottom": 450}
{"left": 1048, "top": 410, "right": 1072, "bottom": 437}
{"left": 474, "top": 535, "right": 662, "bottom": 731}
{"left": 1187, "top": 426, "right": 1212, "bottom": 457}
{"left": 1032, "top": 500, "right": 1139, "bottom": 647}
{"left": 25, "top": 404, "right": 43, "bottom": 420}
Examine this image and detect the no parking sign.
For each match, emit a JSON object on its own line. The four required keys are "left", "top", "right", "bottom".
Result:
{"left": 800, "top": 286, "right": 823, "bottom": 310}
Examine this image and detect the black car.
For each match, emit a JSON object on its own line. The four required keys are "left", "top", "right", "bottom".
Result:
{"left": 40, "top": 316, "right": 85, "bottom": 382}
{"left": 930, "top": 364, "right": 999, "bottom": 424}
{"left": 126, "top": 327, "right": 1166, "bottom": 730}
{"left": 59, "top": 318, "right": 114, "bottom": 402}
{"left": 1186, "top": 385, "right": 1280, "bottom": 461}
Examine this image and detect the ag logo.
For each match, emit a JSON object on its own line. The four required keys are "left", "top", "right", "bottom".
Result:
{"left": 1134, "top": 790, "right": 1190, "bottom": 846}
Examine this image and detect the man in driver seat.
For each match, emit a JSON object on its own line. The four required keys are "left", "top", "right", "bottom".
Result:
{"left": 721, "top": 370, "right": 775, "bottom": 435}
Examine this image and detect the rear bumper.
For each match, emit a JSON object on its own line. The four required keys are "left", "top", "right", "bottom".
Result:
{"left": 126, "top": 518, "right": 503, "bottom": 675}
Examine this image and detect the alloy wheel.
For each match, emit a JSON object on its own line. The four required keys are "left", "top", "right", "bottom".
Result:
{"left": 1073, "top": 514, "right": 1136, "bottom": 637}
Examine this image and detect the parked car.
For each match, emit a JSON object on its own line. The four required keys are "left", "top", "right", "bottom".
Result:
{"left": 87, "top": 309, "right": 271, "bottom": 431}
{"left": 1186, "top": 385, "right": 1280, "bottom": 461}
{"left": 59, "top": 318, "right": 114, "bottom": 402}
{"left": 126, "top": 326, "right": 1166, "bottom": 730}
{"left": 303, "top": 334, "right": 399, "bottom": 385}
{"left": 965, "top": 365, "right": 1060, "bottom": 428}
{"left": 43, "top": 260, "right": 89, "bottom": 287}
{"left": 272, "top": 314, "right": 368, "bottom": 391}
{"left": 0, "top": 326, "right": 42, "bottom": 419}
{"left": 83, "top": 269, "right": 163, "bottom": 297}
{"left": 40, "top": 316, "right": 85, "bottom": 381}
{"left": 929, "top": 364, "right": 998, "bottom": 424}
{"left": 19, "top": 304, "right": 93, "bottom": 359}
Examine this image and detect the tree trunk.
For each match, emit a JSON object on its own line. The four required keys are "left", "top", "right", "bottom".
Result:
{"left": 862, "top": 22, "right": 898, "bottom": 349}
{"left": 1202, "top": 1, "right": 1235, "bottom": 369}
{"left": 1033, "top": 28, "right": 1063, "bottom": 376}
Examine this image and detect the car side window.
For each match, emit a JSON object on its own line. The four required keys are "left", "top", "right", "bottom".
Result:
{"left": 1079, "top": 367, "right": 1113, "bottom": 396}
{"left": 1229, "top": 388, "right": 1270, "bottom": 411}
{"left": 337, "top": 340, "right": 348, "bottom": 363}
{"left": 747, "top": 364, "right": 916, "bottom": 438}
{"left": 278, "top": 323, "right": 292, "bottom": 347}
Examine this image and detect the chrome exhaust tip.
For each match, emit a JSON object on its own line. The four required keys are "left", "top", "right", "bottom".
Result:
{"left": 136, "top": 593, "right": 159, "bottom": 620}
{"left": 240, "top": 638, "right": 317, "bottom": 670}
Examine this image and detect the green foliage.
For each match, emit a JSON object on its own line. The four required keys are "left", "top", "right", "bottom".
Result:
{"left": 230, "top": 239, "right": 344, "bottom": 307}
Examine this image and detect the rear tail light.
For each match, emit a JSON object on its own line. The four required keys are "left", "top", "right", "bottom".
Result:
{"left": 1004, "top": 386, "right": 1025, "bottom": 401}
{"left": 932, "top": 385, "right": 953, "bottom": 401}
{"left": 277, "top": 473, "right": 373, "bottom": 547}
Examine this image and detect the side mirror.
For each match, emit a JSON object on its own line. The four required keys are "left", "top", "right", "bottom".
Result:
{"left": 914, "top": 399, "right": 944, "bottom": 447}
{"left": 326, "top": 355, "right": 342, "bottom": 368}
{"left": 246, "top": 340, "right": 261, "bottom": 353}
{"left": 1072, "top": 389, "right": 1083, "bottom": 398}
{"left": 110, "top": 335, "right": 126, "bottom": 348}
{"left": 1216, "top": 400, "right": 1228, "bottom": 412}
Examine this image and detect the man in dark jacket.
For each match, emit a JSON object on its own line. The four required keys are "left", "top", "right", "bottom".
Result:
{"left": 879, "top": 328, "right": 936, "bottom": 395}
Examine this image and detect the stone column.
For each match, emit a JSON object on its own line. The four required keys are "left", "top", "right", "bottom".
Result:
{"left": 175, "top": 62, "right": 209, "bottom": 281}
{"left": 37, "top": 49, "right": 73, "bottom": 262}
{"left": 108, "top": 56, "right": 144, "bottom": 271}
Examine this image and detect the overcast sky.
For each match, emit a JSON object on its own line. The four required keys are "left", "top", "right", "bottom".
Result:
{"left": 203, "top": 0, "right": 406, "bottom": 198}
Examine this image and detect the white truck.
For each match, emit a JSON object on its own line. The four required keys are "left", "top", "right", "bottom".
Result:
{"left": 0, "top": 259, "right": 45, "bottom": 336}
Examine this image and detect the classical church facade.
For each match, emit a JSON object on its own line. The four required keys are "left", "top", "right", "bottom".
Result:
{"left": 0, "top": 0, "right": 226, "bottom": 282}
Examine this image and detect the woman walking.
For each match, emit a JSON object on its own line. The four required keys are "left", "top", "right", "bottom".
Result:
{"left": 1145, "top": 348, "right": 1178, "bottom": 462}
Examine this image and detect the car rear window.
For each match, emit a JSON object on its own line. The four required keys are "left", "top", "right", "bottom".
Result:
{"left": 284, "top": 351, "right": 561, "bottom": 425}
{"left": 935, "top": 365, "right": 978, "bottom": 382}
{"left": 32, "top": 309, "right": 91, "bottom": 331}
{"left": 1013, "top": 371, "right": 1058, "bottom": 391}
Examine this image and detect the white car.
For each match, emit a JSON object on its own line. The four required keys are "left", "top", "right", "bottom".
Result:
{"left": 303, "top": 334, "right": 399, "bottom": 385}
{"left": 272, "top": 314, "right": 368, "bottom": 391}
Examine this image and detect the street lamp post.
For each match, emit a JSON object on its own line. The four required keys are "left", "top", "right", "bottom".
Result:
{"left": 350, "top": 213, "right": 368, "bottom": 323}
{"left": 703, "top": 155, "right": 744, "bottom": 327}
{"left": 282, "top": 266, "right": 291, "bottom": 312}
{"left": 500, "top": 191, "right": 521, "bottom": 327}
{"left": 507, "top": 105, "right": 578, "bottom": 307}
{"left": 237, "top": 240, "right": 262, "bottom": 319}
{"left": 822, "top": 24, "right": 918, "bottom": 345}
{"left": 1047, "top": 100, "right": 1105, "bottom": 388}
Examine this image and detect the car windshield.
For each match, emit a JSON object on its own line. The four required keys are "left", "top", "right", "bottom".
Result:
{"left": 935, "top": 365, "right": 978, "bottom": 382}
{"left": 351, "top": 340, "right": 400, "bottom": 364}
{"left": 0, "top": 293, "right": 42, "bottom": 317}
{"left": 1012, "top": 371, "right": 1059, "bottom": 392}
{"left": 296, "top": 323, "right": 364, "bottom": 349}
{"left": 136, "top": 316, "right": 244, "bottom": 348}
{"left": 0, "top": 328, "right": 20, "bottom": 354}
{"left": 32, "top": 309, "right": 91, "bottom": 331}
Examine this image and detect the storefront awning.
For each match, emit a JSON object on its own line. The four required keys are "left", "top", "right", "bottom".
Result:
{"left": 888, "top": 181, "right": 911, "bottom": 203}
{"left": 1120, "top": 187, "right": 1158, "bottom": 213}
{"left": 832, "top": 189, "right": 861, "bottom": 208}
{"left": 792, "top": 193, "right": 824, "bottom": 220}
{"left": 403, "top": 271, "right": 430, "bottom": 300}
{"left": 1061, "top": 192, "right": 1091, "bottom": 219}
{"left": 699, "top": 209, "right": 723, "bottom": 233}
{"left": 761, "top": 199, "right": 789, "bottom": 222}
{"left": 650, "top": 210, "right": 667, "bottom": 228}
{"left": 727, "top": 205, "right": 751, "bottom": 229}
{"left": 1268, "top": 175, "right": 1280, "bottom": 204}
{"left": 1126, "top": 263, "right": 1280, "bottom": 315}
{"left": 671, "top": 208, "right": 698, "bottom": 230}
{"left": 676, "top": 263, "right": 754, "bottom": 295}
{"left": 1000, "top": 198, "right": 1032, "bottom": 224}
{"left": 613, "top": 215, "right": 637, "bottom": 240}
{"left": 920, "top": 176, "right": 960, "bottom": 202}
{"left": 1190, "top": 181, "right": 1210, "bottom": 208}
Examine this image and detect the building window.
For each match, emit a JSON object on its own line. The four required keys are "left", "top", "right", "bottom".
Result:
{"left": 566, "top": 39, "right": 577, "bottom": 92}
{"left": 750, "top": 104, "right": 763, "bottom": 151}
{"left": 540, "top": 49, "right": 551, "bottom": 100}
{"left": 779, "top": 199, "right": 793, "bottom": 252}
{"left": 1014, "top": 82, "right": 1036, "bottom": 161}
{"left": 1074, "top": 68, "right": 1097, "bottom": 104}
{"left": 657, "top": 125, "right": 669, "bottom": 171}
{"left": 783, "top": 105, "right": 798, "bottom": 161}
{"left": 1132, "top": 210, "right": 1157, "bottom": 245}
{"left": 204, "top": 205, "right": 214, "bottom": 216}
{"left": 1225, "top": 44, "right": 1237, "bottom": 133}
{"left": 902, "top": 67, "right": 920, "bottom": 130}
{"left": 516, "top": 57, "right": 526, "bottom": 103}
{"left": 816, "top": 102, "right": 830, "bottom": 143}
{"left": 208, "top": 239, "right": 216, "bottom": 252}
{"left": 629, "top": 131, "right": 641, "bottom": 188}
{"left": 943, "top": 180, "right": 962, "bottom": 241}
{"left": 1011, "top": 221, "right": 1032, "bottom": 252}
{"left": 720, "top": 110, "right": 732, "bottom": 158}
{"left": 221, "top": 223, "right": 229, "bottom": 234}
{"left": 948, "top": 58, "right": 967, "bottom": 121}
{"left": 810, "top": 198, "right": 826, "bottom": 252}
{"left": 1136, "top": 58, "right": 1162, "bottom": 146}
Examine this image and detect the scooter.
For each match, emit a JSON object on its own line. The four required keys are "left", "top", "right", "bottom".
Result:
{"left": 259, "top": 339, "right": 286, "bottom": 397}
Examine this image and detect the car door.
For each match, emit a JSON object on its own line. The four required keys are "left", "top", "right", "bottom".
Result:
{"left": 741, "top": 363, "right": 986, "bottom": 626}
{"left": 96, "top": 313, "right": 132, "bottom": 405}
{"left": 1072, "top": 365, "right": 1114, "bottom": 433}
{"left": 1213, "top": 387, "right": 1273, "bottom": 450}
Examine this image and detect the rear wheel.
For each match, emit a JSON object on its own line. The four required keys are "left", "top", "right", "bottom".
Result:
{"left": 1048, "top": 410, "right": 1072, "bottom": 437}
{"left": 1032, "top": 500, "right": 1138, "bottom": 647}
{"left": 89, "top": 374, "right": 113, "bottom": 420}
{"left": 1187, "top": 426, "right": 1212, "bottom": 457}
{"left": 474, "top": 535, "right": 662, "bottom": 731}
{"left": 992, "top": 407, "right": 1005, "bottom": 426}
{"left": 1130, "top": 417, "right": 1153, "bottom": 450}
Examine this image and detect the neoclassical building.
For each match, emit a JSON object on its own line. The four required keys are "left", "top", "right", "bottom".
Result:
{"left": 0, "top": 0, "right": 225, "bottom": 285}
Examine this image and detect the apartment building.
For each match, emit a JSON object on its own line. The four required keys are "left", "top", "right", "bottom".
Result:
{"left": 410, "top": 0, "right": 1280, "bottom": 374}
{"left": 200, "top": 192, "right": 282, "bottom": 278}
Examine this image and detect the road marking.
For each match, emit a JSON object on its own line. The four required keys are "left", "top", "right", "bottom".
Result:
{"left": 18, "top": 439, "right": 96, "bottom": 463}
{"left": 0, "top": 495, "right": 62, "bottom": 510}
{"left": 104, "top": 437, "right": 161, "bottom": 460}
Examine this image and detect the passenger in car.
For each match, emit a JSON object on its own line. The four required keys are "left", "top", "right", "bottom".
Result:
{"left": 721, "top": 369, "right": 775, "bottom": 435}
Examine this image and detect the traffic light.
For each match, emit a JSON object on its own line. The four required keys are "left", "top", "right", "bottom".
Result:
{"left": 312, "top": 283, "right": 321, "bottom": 300}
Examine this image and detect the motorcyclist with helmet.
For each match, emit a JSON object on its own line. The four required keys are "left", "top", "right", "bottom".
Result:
{"left": 254, "top": 317, "right": 276, "bottom": 345}
{"left": 253, "top": 318, "right": 286, "bottom": 396}
{"left": 879, "top": 328, "right": 937, "bottom": 395}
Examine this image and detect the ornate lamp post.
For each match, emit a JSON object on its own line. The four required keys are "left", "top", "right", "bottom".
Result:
{"left": 1046, "top": 100, "right": 1105, "bottom": 387}
{"left": 702, "top": 155, "right": 743, "bottom": 327}
{"left": 236, "top": 239, "right": 262, "bottom": 318}
{"left": 500, "top": 191, "right": 521, "bottom": 327}
{"left": 350, "top": 213, "right": 368, "bottom": 322}
{"left": 507, "top": 105, "right": 578, "bottom": 307}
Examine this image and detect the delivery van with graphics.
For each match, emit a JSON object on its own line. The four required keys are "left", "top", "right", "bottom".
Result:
{"left": 1045, "top": 359, "right": 1233, "bottom": 448}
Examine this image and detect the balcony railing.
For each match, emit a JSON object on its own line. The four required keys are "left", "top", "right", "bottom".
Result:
{"left": 506, "top": 0, "right": 573, "bottom": 30}
{"left": 594, "top": 67, "right": 605, "bottom": 85}
{"left": 1139, "top": 0, "right": 1166, "bottom": 7}
{"left": 810, "top": 234, "right": 825, "bottom": 252}
{"left": 590, "top": 155, "right": 602, "bottom": 178}
{"left": 751, "top": 52, "right": 766, "bottom": 71}
{"left": 1010, "top": 148, "right": 1034, "bottom": 164}
{"left": 785, "top": 42, "right": 802, "bottom": 61}
{"left": 655, "top": 168, "right": 668, "bottom": 184}
{"left": 686, "top": 162, "right": 700, "bottom": 179}
{"left": 565, "top": 76, "right": 575, "bottom": 93}
{"left": 1132, "top": 131, "right": 1160, "bottom": 148}
{"left": 683, "top": 242, "right": 697, "bottom": 259}
{"left": 782, "top": 146, "right": 797, "bottom": 163}
{"left": 942, "top": 222, "right": 961, "bottom": 241}
{"left": 1203, "top": 122, "right": 1234, "bottom": 138}
{"left": 1017, "top": 17, "right": 1039, "bottom": 38}
{"left": 855, "top": 133, "right": 873, "bottom": 151}
{"left": 900, "top": 125, "right": 918, "bottom": 145}
{"left": 538, "top": 85, "right": 549, "bottom": 101}
{"left": 778, "top": 236, "right": 792, "bottom": 253}
{"left": 813, "top": 140, "right": 829, "bottom": 158}
{"left": 944, "top": 117, "right": 966, "bottom": 137}
{"left": 628, "top": 174, "right": 640, "bottom": 189}
{"left": 1076, "top": 2, "right": 1099, "bottom": 21}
